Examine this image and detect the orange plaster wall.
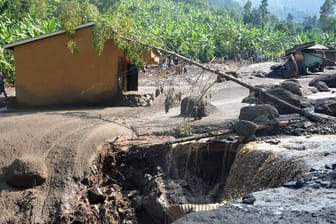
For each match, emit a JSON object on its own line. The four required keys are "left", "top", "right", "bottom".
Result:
{"left": 14, "top": 26, "right": 126, "bottom": 106}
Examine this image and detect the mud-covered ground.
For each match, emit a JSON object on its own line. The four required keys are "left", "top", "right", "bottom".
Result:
{"left": 0, "top": 61, "right": 336, "bottom": 223}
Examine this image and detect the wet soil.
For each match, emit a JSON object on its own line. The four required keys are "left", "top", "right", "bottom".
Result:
{"left": 0, "top": 62, "right": 336, "bottom": 223}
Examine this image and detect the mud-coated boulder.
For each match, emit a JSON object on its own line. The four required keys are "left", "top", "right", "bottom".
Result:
{"left": 242, "top": 84, "right": 275, "bottom": 104}
{"left": 234, "top": 120, "right": 257, "bottom": 140}
{"left": 4, "top": 154, "right": 48, "bottom": 189}
{"left": 325, "top": 66, "right": 336, "bottom": 70}
{"left": 281, "top": 80, "right": 302, "bottom": 96}
{"left": 239, "top": 104, "right": 279, "bottom": 123}
{"left": 309, "top": 73, "right": 336, "bottom": 88}
{"left": 180, "top": 96, "right": 216, "bottom": 119}
{"left": 315, "top": 98, "right": 336, "bottom": 116}
{"left": 265, "top": 87, "right": 310, "bottom": 114}
{"left": 308, "top": 86, "right": 319, "bottom": 93}
{"left": 310, "top": 81, "right": 329, "bottom": 92}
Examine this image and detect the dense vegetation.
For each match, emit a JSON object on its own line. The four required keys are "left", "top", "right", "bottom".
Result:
{"left": 0, "top": 0, "right": 336, "bottom": 83}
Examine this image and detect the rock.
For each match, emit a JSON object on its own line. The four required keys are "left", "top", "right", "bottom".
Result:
{"left": 227, "top": 71, "right": 240, "bottom": 78}
{"left": 309, "top": 168, "right": 317, "bottom": 172}
{"left": 88, "top": 187, "right": 105, "bottom": 204}
{"left": 332, "top": 163, "right": 336, "bottom": 170}
{"left": 325, "top": 66, "right": 336, "bottom": 70}
{"left": 307, "top": 87, "right": 319, "bottom": 93}
{"left": 311, "top": 81, "right": 330, "bottom": 92}
{"left": 319, "top": 180, "right": 331, "bottom": 188}
{"left": 283, "top": 181, "right": 297, "bottom": 188}
{"left": 255, "top": 72, "right": 266, "bottom": 78}
{"left": 242, "top": 84, "right": 274, "bottom": 104}
{"left": 217, "top": 71, "right": 239, "bottom": 83}
{"left": 309, "top": 73, "right": 336, "bottom": 88}
{"left": 155, "top": 88, "right": 161, "bottom": 97}
{"left": 180, "top": 96, "right": 216, "bottom": 119}
{"left": 234, "top": 120, "right": 257, "bottom": 140}
{"left": 301, "top": 86, "right": 313, "bottom": 95}
{"left": 293, "top": 128, "right": 306, "bottom": 136}
{"left": 243, "top": 84, "right": 310, "bottom": 115}
{"left": 264, "top": 87, "right": 311, "bottom": 114}
{"left": 283, "top": 179, "right": 305, "bottom": 189}
{"left": 314, "top": 98, "right": 336, "bottom": 116}
{"left": 281, "top": 80, "right": 303, "bottom": 96}
{"left": 4, "top": 154, "right": 48, "bottom": 189}
{"left": 242, "top": 94, "right": 258, "bottom": 104}
{"left": 242, "top": 194, "right": 256, "bottom": 205}
{"left": 326, "top": 164, "right": 332, "bottom": 170}
{"left": 265, "top": 139, "right": 280, "bottom": 145}
{"left": 308, "top": 183, "right": 321, "bottom": 189}
{"left": 239, "top": 104, "right": 279, "bottom": 123}
{"left": 271, "top": 64, "right": 282, "bottom": 70}
{"left": 216, "top": 74, "right": 226, "bottom": 83}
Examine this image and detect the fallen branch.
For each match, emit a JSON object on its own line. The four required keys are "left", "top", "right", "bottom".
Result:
{"left": 169, "top": 128, "right": 233, "bottom": 145}
{"left": 119, "top": 35, "right": 326, "bottom": 122}
{"left": 169, "top": 119, "right": 296, "bottom": 145}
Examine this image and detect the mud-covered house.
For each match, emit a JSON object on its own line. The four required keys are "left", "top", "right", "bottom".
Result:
{"left": 285, "top": 41, "right": 336, "bottom": 74}
{"left": 4, "top": 22, "right": 138, "bottom": 107}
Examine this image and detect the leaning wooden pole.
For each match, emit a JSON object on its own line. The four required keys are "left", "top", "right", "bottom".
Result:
{"left": 119, "top": 36, "right": 325, "bottom": 122}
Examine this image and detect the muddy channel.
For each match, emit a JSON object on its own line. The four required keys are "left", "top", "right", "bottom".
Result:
{"left": 60, "top": 132, "right": 336, "bottom": 224}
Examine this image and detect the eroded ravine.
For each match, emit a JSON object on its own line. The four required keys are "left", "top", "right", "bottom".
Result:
{"left": 60, "top": 133, "right": 315, "bottom": 224}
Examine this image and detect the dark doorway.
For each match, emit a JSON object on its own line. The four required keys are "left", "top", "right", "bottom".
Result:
{"left": 127, "top": 63, "right": 138, "bottom": 91}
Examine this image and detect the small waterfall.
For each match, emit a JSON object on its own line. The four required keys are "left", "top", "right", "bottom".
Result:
{"left": 184, "top": 143, "right": 201, "bottom": 179}
{"left": 220, "top": 143, "right": 231, "bottom": 181}
{"left": 207, "top": 139, "right": 241, "bottom": 183}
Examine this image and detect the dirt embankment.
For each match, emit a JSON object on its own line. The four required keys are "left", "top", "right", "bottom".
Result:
{"left": 0, "top": 109, "right": 135, "bottom": 223}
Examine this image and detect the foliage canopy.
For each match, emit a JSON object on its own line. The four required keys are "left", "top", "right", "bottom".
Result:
{"left": 0, "top": 0, "right": 335, "bottom": 83}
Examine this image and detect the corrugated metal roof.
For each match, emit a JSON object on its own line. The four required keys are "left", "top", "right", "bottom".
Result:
{"left": 4, "top": 22, "right": 95, "bottom": 50}
{"left": 285, "top": 41, "right": 315, "bottom": 55}
{"left": 306, "top": 44, "right": 329, "bottom": 50}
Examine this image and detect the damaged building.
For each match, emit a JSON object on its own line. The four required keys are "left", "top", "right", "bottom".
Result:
{"left": 286, "top": 41, "right": 336, "bottom": 73}
{"left": 270, "top": 41, "right": 336, "bottom": 78}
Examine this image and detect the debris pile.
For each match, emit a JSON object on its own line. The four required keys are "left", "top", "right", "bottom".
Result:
{"left": 268, "top": 54, "right": 298, "bottom": 78}
{"left": 60, "top": 143, "right": 138, "bottom": 223}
